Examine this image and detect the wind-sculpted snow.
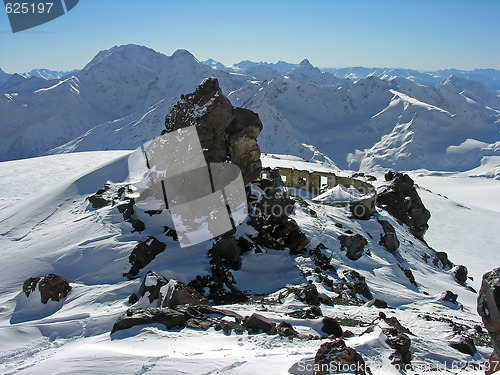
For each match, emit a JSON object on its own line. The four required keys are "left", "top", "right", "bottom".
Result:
{"left": 0, "top": 152, "right": 499, "bottom": 374}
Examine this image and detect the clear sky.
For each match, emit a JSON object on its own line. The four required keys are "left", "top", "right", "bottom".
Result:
{"left": 0, "top": 0, "right": 499, "bottom": 73}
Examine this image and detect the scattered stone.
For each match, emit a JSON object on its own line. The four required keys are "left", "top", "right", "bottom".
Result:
{"left": 286, "top": 306, "right": 322, "bottom": 319}
{"left": 377, "top": 172, "right": 430, "bottom": 241}
{"left": 137, "top": 270, "right": 169, "bottom": 306}
{"left": 314, "top": 339, "right": 370, "bottom": 375}
{"left": 433, "top": 251, "right": 454, "bottom": 270}
{"left": 22, "top": 274, "right": 72, "bottom": 304}
{"left": 111, "top": 306, "right": 193, "bottom": 334}
{"left": 277, "top": 321, "right": 299, "bottom": 338}
{"left": 321, "top": 316, "right": 343, "bottom": 338}
{"left": 384, "top": 327, "right": 412, "bottom": 365}
{"left": 341, "top": 270, "right": 374, "bottom": 301}
{"left": 377, "top": 219, "right": 400, "bottom": 253}
{"left": 310, "top": 243, "right": 336, "bottom": 273}
{"left": 452, "top": 265, "right": 468, "bottom": 286}
{"left": 123, "top": 237, "right": 166, "bottom": 279}
{"left": 339, "top": 234, "right": 368, "bottom": 261}
{"left": 366, "top": 299, "right": 388, "bottom": 308}
{"left": 441, "top": 290, "right": 459, "bottom": 304}
{"left": 449, "top": 336, "right": 477, "bottom": 356}
{"left": 244, "top": 313, "right": 277, "bottom": 334}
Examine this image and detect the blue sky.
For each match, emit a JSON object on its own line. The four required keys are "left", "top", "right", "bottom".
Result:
{"left": 0, "top": 0, "right": 499, "bottom": 73}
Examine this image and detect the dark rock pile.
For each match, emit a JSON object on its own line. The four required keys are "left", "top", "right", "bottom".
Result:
{"left": 377, "top": 171, "right": 430, "bottom": 241}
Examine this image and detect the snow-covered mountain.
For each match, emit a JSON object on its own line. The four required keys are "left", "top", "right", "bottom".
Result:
{"left": 1, "top": 44, "right": 499, "bottom": 175}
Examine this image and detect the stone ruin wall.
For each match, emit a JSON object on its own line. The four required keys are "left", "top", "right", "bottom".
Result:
{"left": 261, "top": 167, "right": 377, "bottom": 218}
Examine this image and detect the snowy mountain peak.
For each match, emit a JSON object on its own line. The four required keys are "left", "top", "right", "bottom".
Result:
{"left": 298, "top": 58, "right": 313, "bottom": 68}
{"left": 171, "top": 48, "right": 198, "bottom": 62}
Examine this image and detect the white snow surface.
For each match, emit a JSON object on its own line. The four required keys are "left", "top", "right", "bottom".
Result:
{"left": 0, "top": 152, "right": 497, "bottom": 374}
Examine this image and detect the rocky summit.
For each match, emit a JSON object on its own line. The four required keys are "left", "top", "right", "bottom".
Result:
{"left": 164, "top": 77, "right": 263, "bottom": 184}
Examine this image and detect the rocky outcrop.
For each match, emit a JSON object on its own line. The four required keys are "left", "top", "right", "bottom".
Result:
{"left": 23, "top": 274, "right": 72, "bottom": 304}
{"left": 478, "top": 268, "right": 500, "bottom": 358}
{"left": 165, "top": 78, "right": 262, "bottom": 184}
{"left": 433, "top": 251, "right": 454, "bottom": 270}
{"left": 378, "top": 219, "right": 400, "bottom": 253}
{"left": 132, "top": 270, "right": 210, "bottom": 308}
{"left": 339, "top": 234, "right": 368, "bottom": 261}
{"left": 377, "top": 172, "right": 431, "bottom": 241}
{"left": 123, "top": 237, "right": 166, "bottom": 279}
{"left": 314, "top": 339, "right": 370, "bottom": 375}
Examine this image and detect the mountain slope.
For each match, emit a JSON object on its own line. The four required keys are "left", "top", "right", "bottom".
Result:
{"left": 1, "top": 45, "right": 498, "bottom": 173}
{"left": 0, "top": 151, "right": 496, "bottom": 374}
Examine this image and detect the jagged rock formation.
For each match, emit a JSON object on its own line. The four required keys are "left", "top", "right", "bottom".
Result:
{"left": 377, "top": 171, "right": 431, "bottom": 241}
{"left": 478, "top": 268, "right": 500, "bottom": 358}
{"left": 164, "top": 77, "right": 262, "bottom": 184}
{"left": 23, "top": 274, "right": 72, "bottom": 304}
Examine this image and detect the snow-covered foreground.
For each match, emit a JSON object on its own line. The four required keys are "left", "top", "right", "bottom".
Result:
{"left": 0, "top": 152, "right": 498, "bottom": 374}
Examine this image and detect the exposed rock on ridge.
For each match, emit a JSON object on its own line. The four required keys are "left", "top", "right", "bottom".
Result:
{"left": 164, "top": 77, "right": 262, "bottom": 184}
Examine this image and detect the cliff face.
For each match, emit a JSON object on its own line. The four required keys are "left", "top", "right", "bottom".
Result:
{"left": 165, "top": 78, "right": 262, "bottom": 184}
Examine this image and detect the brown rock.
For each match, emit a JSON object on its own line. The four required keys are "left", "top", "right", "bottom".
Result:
{"left": 124, "top": 237, "right": 166, "bottom": 279}
{"left": 314, "top": 339, "right": 369, "bottom": 375}
{"left": 23, "top": 274, "right": 72, "bottom": 304}
{"left": 165, "top": 78, "right": 262, "bottom": 184}
{"left": 244, "top": 313, "right": 277, "bottom": 334}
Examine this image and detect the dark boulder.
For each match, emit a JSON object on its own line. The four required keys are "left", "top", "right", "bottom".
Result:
{"left": 321, "top": 317, "right": 343, "bottom": 338}
{"left": 449, "top": 336, "right": 477, "bottom": 356}
{"left": 136, "top": 270, "right": 169, "bottom": 306}
{"left": 23, "top": 274, "right": 72, "bottom": 304}
{"left": 277, "top": 321, "right": 299, "bottom": 338}
{"left": 452, "top": 265, "right": 468, "bottom": 286}
{"left": 441, "top": 290, "right": 459, "bottom": 304}
{"left": 210, "top": 236, "right": 242, "bottom": 270}
{"left": 339, "top": 234, "right": 368, "bottom": 261}
{"left": 377, "top": 172, "right": 431, "bottom": 241}
{"left": 378, "top": 219, "right": 400, "bottom": 253}
{"left": 244, "top": 313, "right": 277, "bottom": 334}
{"left": 124, "top": 237, "right": 166, "bottom": 279}
{"left": 167, "top": 281, "right": 210, "bottom": 307}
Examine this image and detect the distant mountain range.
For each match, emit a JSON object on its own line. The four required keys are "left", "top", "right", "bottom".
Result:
{"left": 1, "top": 44, "right": 498, "bottom": 174}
